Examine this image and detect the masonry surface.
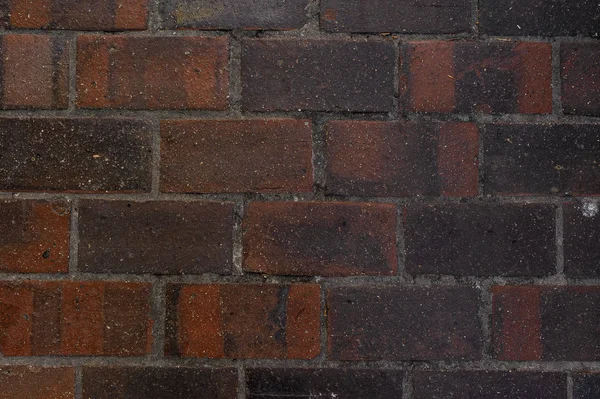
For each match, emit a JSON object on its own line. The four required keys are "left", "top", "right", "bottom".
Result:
{"left": 0, "top": 0, "right": 598, "bottom": 398}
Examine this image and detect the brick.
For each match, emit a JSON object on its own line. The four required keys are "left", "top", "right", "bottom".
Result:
{"left": 564, "top": 202, "right": 600, "bottom": 278}
{"left": 4, "top": 0, "right": 147, "bottom": 30}
{"left": 82, "top": 367, "right": 237, "bottom": 398}
{"left": 159, "top": 0, "right": 307, "bottom": 30}
{"left": 165, "top": 284, "right": 320, "bottom": 359}
{"left": 328, "top": 287, "right": 482, "bottom": 360}
{"left": 413, "top": 371, "right": 566, "bottom": 399}
{"left": 0, "top": 281, "right": 151, "bottom": 356}
{"left": 321, "top": 0, "right": 471, "bottom": 34}
{"left": 241, "top": 38, "right": 395, "bottom": 112}
{"left": 160, "top": 119, "right": 313, "bottom": 193}
{"left": 0, "top": 35, "right": 68, "bottom": 109}
{"left": 243, "top": 202, "right": 397, "bottom": 276}
{"left": 246, "top": 368, "right": 404, "bottom": 399}
{"left": 492, "top": 286, "right": 600, "bottom": 360}
{"left": 0, "top": 366, "right": 74, "bottom": 399}
{"left": 479, "top": 0, "right": 600, "bottom": 36}
{"left": 483, "top": 124, "right": 600, "bottom": 195}
{"left": 402, "top": 41, "right": 552, "bottom": 114}
{"left": 78, "top": 200, "right": 234, "bottom": 275}
{"left": 561, "top": 43, "right": 600, "bottom": 116}
{"left": 0, "top": 118, "right": 151, "bottom": 192}
{"left": 77, "top": 35, "right": 229, "bottom": 110}
{"left": 405, "top": 203, "right": 556, "bottom": 276}
{"left": 0, "top": 200, "right": 70, "bottom": 273}
{"left": 325, "top": 121, "right": 478, "bottom": 197}
{"left": 574, "top": 374, "right": 600, "bottom": 399}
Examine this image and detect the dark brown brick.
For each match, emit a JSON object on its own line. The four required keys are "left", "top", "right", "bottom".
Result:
{"left": 564, "top": 202, "right": 600, "bottom": 278}
{"left": 82, "top": 367, "right": 237, "bottom": 399}
{"left": 405, "top": 203, "right": 556, "bottom": 276}
{"left": 0, "top": 281, "right": 152, "bottom": 356}
{"left": 241, "top": 38, "right": 395, "bottom": 112}
{"left": 483, "top": 124, "right": 600, "bottom": 195}
{"left": 574, "top": 373, "right": 600, "bottom": 399}
{"left": 321, "top": 0, "right": 471, "bottom": 34}
{"left": 0, "top": 118, "right": 152, "bottom": 192}
{"left": 77, "top": 35, "right": 229, "bottom": 110}
{"left": 0, "top": 200, "right": 70, "bottom": 273}
{"left": 5, "top": 0, "right": 147, "bottom": 30}
{"left": 0, "top": 366, "right": 74, "bottom": 399}
{"left": 492, "top": 286, "right": 600, "bottom": 360}
{"left": 413, "top": 371, "right": 567, "bottom": 399}
{"left": 78, "top": 200, "right": 233, "bottom": 275}
{"left": 325, "top": 121, "right": 478, "bottom": 197}
{"left": 402, "top": 41, "right": 552, "bottom": 114}
{"left": 328, "top": 286, "right": 482, "bottom": 360}
{"left": 165, "top": 284, "right": 320, "bottom": 359}
{"left": 160, "top": 119, "right": 313, "bottom": 193}
{"left": 159, "top": 0, "right": 307, "bottom": 30}
{"left": 0, "top": 34, "right": 69, "bottom": 109}
{"left": 561, "top": 42, "right": 600, "bottom": 116}
{"left": 246, "top": 368, "right": 404, "bottom": 399}
{"left": 243, "top": 202, "right": 397, "bottom": 276}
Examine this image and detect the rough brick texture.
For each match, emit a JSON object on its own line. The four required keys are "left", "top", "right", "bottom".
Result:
{"left": 563, "top": 202, "right": 600, "bottom": 278}
{"left": 0, "top": 366, "right": 74, "bottom": 399}
{"left": 561, "top": 42, "right": 600, "bottom": 116}
{"left": 574, "top": 373, "right": 600, "bottom": 399}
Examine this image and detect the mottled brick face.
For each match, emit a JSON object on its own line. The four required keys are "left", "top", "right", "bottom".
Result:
{"left": 563, "top": 202, "right": 600, "bottom": 278}
{"left": 573, "top": 374, "right": 600, "bottom": 399}
{"left": 561, "top": 43, "right": 600, "bottom": 116}
{"left": 0, "top": 367, "right": 74, "bottom": 399}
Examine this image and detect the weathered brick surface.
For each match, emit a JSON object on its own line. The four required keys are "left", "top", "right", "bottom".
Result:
{"left": 241, "top": 38, "right": 395, "bottom": 112}
{"left": 0, "top": 281, "right": 152, "bottom": 356}
{"left": 561, "top": 43, "right": 600, "bottom": 116}
{"left": 483, "top": 124, "right": 600, "bottom": 195}
{"left": 82, "top": 367, "right": 237, "bottom": 398}
{"left": 492, "top": 286, "right": 600, "bottom": 360}
{"left": 574, "top": 373, "right": 600, "bottom": 399}
{"left": 0, "top": 366, "right": 74, "bottom": 399}
{"left": 401, "top": 41, "right": 552, "bottom": 114}
{"left": 246, "top": 368, "right": 404, "bottom": 399}
{"left": 159, "top": 0, "right": 308, "bottom": 30}
{"left": 78, "top": 200, "right": 234, "bottom": 275}
{"left": 328, "top": 287, "right": 482, "bottom": 360}
{"left": 563, "top": 202, "right": 600, "bottom": 278}
{"left": 0, "top": 200, "right": 70, "bottom": 273}
{"left": 3, "top": 0, "right": 148, "bottom": 30}
{"left": 321, "top": 0, "right": 471, "bottom": 34}
{"left": 0, "top": 118, "right": 152, "bottom": 192}
{"left": 243, "top": 202, "right": 397, "bottom": 276}
{"left": 161, "top": 119, "right": 313, "bottom": 193}
{"left": 404, "top": 203, "right": 556, "bottom": 276}
{"left": 325, "top": 120, "right": 478, "bottom": 197}
{"left": 165, "top": 284, "right": 320, "bottom": 359}
{"left": 77, "top": 35, "right": 229, "bottom": 109}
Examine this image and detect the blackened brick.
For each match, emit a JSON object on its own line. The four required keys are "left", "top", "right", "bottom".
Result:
{"left": 241, "top": 38, "right": 395, "bottom": 112}
{"left": 0, "top": 366, "right": 74, "bottom": 399}
{"left": 564, "top": 202, "right": 600, "bottom": 278}
{"left": 483, "top": 124, "right": 600, "bottom": 195}
{"left": 561, "top": 43, "right": 600, "bottom": 116}
{"left": 321, "top": 0, "right": 471, "bottom": 34}
{"left": 161, "top": 119, "right": 313, "bottom": 193}
{"left": 82, "top": 367, "right": 237, "bottom": 399}
{"left": 159, "top": 0, "right": 307, "bottom": 30}
{"left": 328, "top": 286, "right": 482, "bottom": 360}
{"left": 78, "top": 200, "right": 233, "bottom": 275}
{"left": 413, "top": 371, "right": 566, "bottom": 399}
{"left": 325, "top": 120, "right": 478, "bottom": 197}
{"left": 246, "top": 368, "right": 404, "bottom": 399}
{"left": 0, "top": 118, "right": 152, "bottom": 192}
{"left": 243, "top": 202, "right": 397, "bottom": 276}
{"left": 492, "top": 286, "right": 600, "bottom": 360}
{"left": 574, "top": 373, "right": 600, "bottom": 399}
{"left": 405, "top": 203, "right": 556, "bottom": 276}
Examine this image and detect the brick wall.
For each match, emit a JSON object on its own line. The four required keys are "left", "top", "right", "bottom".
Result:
{"left": 0, "top": 0, "right": 598, "bottom": 398}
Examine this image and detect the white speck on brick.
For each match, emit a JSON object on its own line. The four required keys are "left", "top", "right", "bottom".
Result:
{"left": 582, "top": 201, "right": 598, "bottom": 218}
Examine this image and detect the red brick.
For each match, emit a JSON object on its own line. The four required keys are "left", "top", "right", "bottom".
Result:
{"left": 561, "top": 42, "right": 600, "bottom": 116}
{"left": 325, "top": 121, "right": 478, "bottom": 197}
{"left": 7, "top": 0, "right": 148, "bottom": 30}
{"left": 0, "top": 366, "right": 74, "bottom": 399}
{"left": 0, "top": 200, "right": 70, "bottom": 273}
{"left": 243, "top": 202, "right": 397, "bottom": 276}
{"left": 77, "top": 35, "right": 229, "bottom": 110}
{"left": 0, "top": 281, "right": 152, "bottom": 356}
{"left": 0, "top": 34, "right": 69, "bottom": 109}
{"left": 160, "top": 119, "right": 313, "bottom": 193}
{"left": 492, "top": 286, "right": 600, "bottom": 360}
{"left": 165, "top": 284, "right": 321, "bottom": 359}
{"left": 403, "top": 41, "right": 552, "bottom": 114}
